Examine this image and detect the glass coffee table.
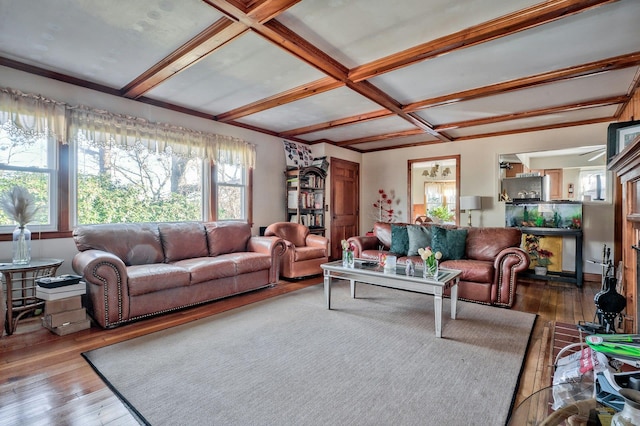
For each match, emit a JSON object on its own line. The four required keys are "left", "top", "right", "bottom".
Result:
{"left": 321, "top": 259, "right": 461, "bottom": 338}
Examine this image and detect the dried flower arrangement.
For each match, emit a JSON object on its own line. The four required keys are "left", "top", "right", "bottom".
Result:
{"left": 0, "top": 185, "right": 39, "bottom": 227}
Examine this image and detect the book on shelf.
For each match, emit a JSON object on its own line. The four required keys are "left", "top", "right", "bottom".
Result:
{"left": 288, "top": 191, "right": 298, "bottom": 208}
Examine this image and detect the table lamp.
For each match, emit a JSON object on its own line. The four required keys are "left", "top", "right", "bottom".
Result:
{"left": 460, "top": 196, "right": 481, "bottom": 227}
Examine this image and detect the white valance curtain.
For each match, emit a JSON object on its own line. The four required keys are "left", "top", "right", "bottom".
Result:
{"left": 68, "top": 106, "right": 256, "bottom": 167}
{"left": 0, "top": 87, "right": 256, "bottom": 168}
{"left": 0, "top": 88, "right": 67, "bottom": 142}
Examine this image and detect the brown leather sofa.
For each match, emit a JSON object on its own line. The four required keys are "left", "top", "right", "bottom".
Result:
{"left": 347, "top": 222, "right": 529, "bottom": 308}
{"left": 264, "top": 222, "right": 329, "bottom": 278}
{"left": 72, "top": 221, "right": 286, "bottom": 328}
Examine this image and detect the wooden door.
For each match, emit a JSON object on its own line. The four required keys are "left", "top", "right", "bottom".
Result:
{"left": 330, "top": 158, "right": 359, "bottom": 260}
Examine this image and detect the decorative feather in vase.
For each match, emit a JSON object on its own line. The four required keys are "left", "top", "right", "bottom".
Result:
{"left": 0, "top": 185, "right": 39, "bottom": 226}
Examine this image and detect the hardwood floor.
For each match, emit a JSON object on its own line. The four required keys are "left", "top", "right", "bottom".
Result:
{"left": 0, "top": 277, "right": 601, "bottom": 425}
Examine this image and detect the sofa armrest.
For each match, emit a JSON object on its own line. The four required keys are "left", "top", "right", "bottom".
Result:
{"left": 305, "top": 234, "right": 329, "bottom": 253}
{"left": 492, "top": 247, "right": 530, "bottom": 307}
{"left": 347, "top": 235, "right": 380, "bottom": 258}
{"left": 247, "top": 236, "right": 287, "bottom": 283}
{"left": 247, "top": 236, "right": 286, "bottom": 256}
{"left": 72, "top": 249, "right": 130, "bottom": 328}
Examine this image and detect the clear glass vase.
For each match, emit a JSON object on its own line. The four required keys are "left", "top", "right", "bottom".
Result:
{"left": 423, "top": 258, "right": 438, "bottom": 278}
{"left": 12, "top": 225, "right": 31, "bottom": 265}
{"left": 342, "top": 250, "right": 354, "bottom": 268}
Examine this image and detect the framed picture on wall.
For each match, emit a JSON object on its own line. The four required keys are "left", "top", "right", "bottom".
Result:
{"left": 607, "top": 120, "right": 640, "bottom": 163}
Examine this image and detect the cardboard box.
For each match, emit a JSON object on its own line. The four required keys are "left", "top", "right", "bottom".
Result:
{"left": 42, "top": 317, "right": 91, "bottom": 336}
{"left": 44, "top": 296, "right": 83, "bottom": 315}
{"left": 43, "top": 308, "right": 87, "bottom": 328}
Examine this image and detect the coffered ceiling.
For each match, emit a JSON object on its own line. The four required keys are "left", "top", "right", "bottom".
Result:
{"left": 1, "top": 0, "right": 639, "bottom": 152}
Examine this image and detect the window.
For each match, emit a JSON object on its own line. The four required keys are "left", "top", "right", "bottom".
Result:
{"left": 579, "top": 168, "right": 607, "bottom": 202}
{"left": 216, "top": 162, "right": 247, "bottom": 220}
{"left": 1, "top": 88, "right": 256, "bottom": 233}
{"left": 0, "top": 125, "right": 57, "bottom": 231}
{"left": 72, "top": 136, "right": 204, "bottom": 225}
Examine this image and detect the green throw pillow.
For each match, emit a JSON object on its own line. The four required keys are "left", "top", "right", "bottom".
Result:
{"left": 406, "top": 224, "right": 433, "bottom": 256}
{"left": 390, "top": 224, "right": 409, "bottom": 256}
{"left": 431, "top": 226, "right": 468, "bottom": 260}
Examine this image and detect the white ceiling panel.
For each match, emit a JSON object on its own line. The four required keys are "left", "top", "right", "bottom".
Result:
{"left": 0, "top": 0, "right": 222, "bottom": 87}
{"left": 447, "top": 105, "right": 618, "bottom": 139}
{"left": 236, "top": 87, "right": 384, "bottom": 132}
{"left": 348, "top": 133, "right": 441, "bottom": 151}
{"left": 415, "top": 67, "right": 638, "bottom": 125}
{"left": 298, "top": 115, "right": 418, "bottom": 142}
{"left": 145, "top": 32, "right": 326, "bottom": 115}
{"left": 279, "top": 0, "right": 539, "bottom": 68}
{"left": 370, "top": 0, "right": 640, "bottom": 104}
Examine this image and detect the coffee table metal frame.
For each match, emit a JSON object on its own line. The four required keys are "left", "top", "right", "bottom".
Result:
{"left": 321, "top": 259, "right": 461, "bottom": 338}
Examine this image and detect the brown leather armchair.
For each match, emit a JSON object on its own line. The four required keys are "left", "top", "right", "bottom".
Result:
{"left": 265, "top": 222, "right": 329, "bottom": 279}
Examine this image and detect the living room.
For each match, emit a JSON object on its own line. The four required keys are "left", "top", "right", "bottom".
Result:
{"left": 1, "top": 0, "right": 640, "bottom": 424}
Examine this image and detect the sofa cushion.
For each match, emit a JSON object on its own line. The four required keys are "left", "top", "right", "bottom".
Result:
{"left": 440, "top": 259, "right": 494, "bottom": 283}
{"left": 73, "top": 222, "right": 164, "bottom": 266}
{"left": 406, "top": 224, "right": 433, "bottom": 256}
{"left": 294, "top": 245, "right": 327, "bottom": 262}
{"left": 172, "top": 257, "right": 237, "bottom": 284}
{"left": 465, "top": 227, "right": 522, "bottom": 261}
{"left": 227, "top": 252, "right": 272, "bottom": 274}
{"left": 127, "top": 263, "right": 191, "bottom": 296}
{"left": 390, "top": 224, "right": 410, "bottom": 256}
{"left": 373, "top": 222, "right": 393, "bottom": 249}
{"left": 431, "top": 226, "right": 467, "bottom": 260}
{"left": 205, "top": 221, "right": 251, "bottom": 256}
{"left": 158, "top": 222, "right": 208, "bottom": 263}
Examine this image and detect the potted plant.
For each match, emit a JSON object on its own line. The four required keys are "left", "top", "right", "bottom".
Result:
{"left": 524, "top": 234, "right": 553, "bottom": 275}
{"left": 427, "top": 205, "right": 454, "bottom": 223}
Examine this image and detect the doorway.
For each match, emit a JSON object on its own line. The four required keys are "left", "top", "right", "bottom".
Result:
{"left": 408, "top": 155, "right": 460, "bottom": 225}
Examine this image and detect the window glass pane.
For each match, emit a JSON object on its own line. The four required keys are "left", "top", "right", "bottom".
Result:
{"left": 579, "top": 168, "right": 607, "bottom": 202}
{"left": 216, "top": 163, "right": 246, "bottom": 220}
{"left": 0, "top": 126, "right": 49, "bottom": 168}
{"left": 0, "top": 170, "right": 51, "bottom": 226}
{"left": 217, "top": 163, "right": 242, "bottom": 184}
{"left": 75, "top": 138, "right": 203, "bottom": 224}
{"left": 217, "top": 185, "right": 243, "bottom": 220}
{"left": 0, "top": 128, "right": 54, "bottom": 228}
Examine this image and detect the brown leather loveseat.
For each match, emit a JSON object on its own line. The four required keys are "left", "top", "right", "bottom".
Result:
{"left": 347, "top": 222, "right": 529, "bottom": 308}
{"left": 72, "top": 221, "right": 285, "bottom": 328}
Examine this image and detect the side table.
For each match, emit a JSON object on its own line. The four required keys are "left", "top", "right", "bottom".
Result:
{"left": 0, "top": 259, "right": 63, "bottom": 336}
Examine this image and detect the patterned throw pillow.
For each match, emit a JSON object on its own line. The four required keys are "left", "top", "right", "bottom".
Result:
{"left": 406, "top": 224, "right": 433, "bottom": 256}
{"left": 390, "top": 224, "right": 409, "bottom": 256}
{"left": 431, "top": 226, "right": 468, "bottom": 260}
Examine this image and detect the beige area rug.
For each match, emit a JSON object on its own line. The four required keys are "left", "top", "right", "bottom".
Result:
{"left": 83, "top": 282, "right": 536, "bottom": 426}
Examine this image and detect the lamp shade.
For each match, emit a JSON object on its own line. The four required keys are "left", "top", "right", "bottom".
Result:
{"left": 460, "top": 196, "right": 481, "bottom": 211}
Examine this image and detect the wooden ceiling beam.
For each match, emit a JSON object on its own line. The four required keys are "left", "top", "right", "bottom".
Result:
{"left": 349, "top": 0, "right": 618, "bottom": 82}
{"left": 334, "top": 129, "right": 426, "bottom": 147}
{"left": 453, "top": 117, "right": 613, "bottom": 141}
{"left": 403, "top": 51, "right": 640, "bottom": 112}
{"left": 435, "top": 95, "right": 629, "bottom": 131}
{"left": 216, "top": 77, "right": 343, "bottom": 121}
{"left": 280, "top": 109, "right": 393, "bottom": 137}
{"left": 122, "top": 18, "right": 247, "bottom": 98}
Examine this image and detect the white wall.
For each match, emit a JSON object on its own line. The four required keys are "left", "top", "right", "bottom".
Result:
{"left": 0, "top": 66, "right": 614, "bottom": 276}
